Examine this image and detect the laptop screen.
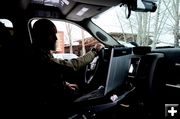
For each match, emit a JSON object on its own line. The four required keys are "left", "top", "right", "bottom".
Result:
{"left": 104, "top": 47, "right": 131, "bottom": 95}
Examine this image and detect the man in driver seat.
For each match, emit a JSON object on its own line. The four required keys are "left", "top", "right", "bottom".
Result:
{"left": 29, "top": 18, "right": 104, "bottom": 106}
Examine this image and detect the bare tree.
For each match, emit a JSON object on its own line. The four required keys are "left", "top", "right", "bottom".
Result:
{"left": 142, "top": 13, "right": 148, "bottom": 45}
{"left": 115, "top": 7, "right": 127, "bottom": 42}
{"left": 135, "top": 12, "right": 151, "bottom": 46}
{"left": 149, "top": 0, "right": 180, "bottom": 48}
{"left": 162, "top": 0, "right": 180, "bottom": 47}
{"left": 136, "top": 13, "right": 143, "bottom": 45}
{"left": 128, "top": 0, "right": 178, "bottom": 48}
{"left": 65, "top": 23, "right": 73, "bottom": 53}
{"left": 147, "top": 12, "right": 152, "bottom": 45}
{"left": 173, "top": 0, "right": 179, "bottom": 47}
{"left": 128, "top": 18, "right": 135, "bottom": 42}
{"left": 81, "top": 29, "right": 86, "bottom": 55}
{"left": 152, "top": 0, "right": 162, "bottom": 49}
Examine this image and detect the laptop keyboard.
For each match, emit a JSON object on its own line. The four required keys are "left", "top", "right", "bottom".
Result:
{"left": 74, "top": 87, "right": 105, "bottom": 102}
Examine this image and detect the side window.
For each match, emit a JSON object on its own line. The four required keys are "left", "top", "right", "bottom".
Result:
{"left": 30, "top": 18, "right": 99, "bottom": 58}
{"left": 0, "top": 19, "right": 13, "bottom": 36}
{"left": 0, "top": 19, "right": 14, "bottom": 50}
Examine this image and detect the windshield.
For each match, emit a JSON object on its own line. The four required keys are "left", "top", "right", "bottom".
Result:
{"left": 92, "top": 0, "right": 180, "bottom": 48}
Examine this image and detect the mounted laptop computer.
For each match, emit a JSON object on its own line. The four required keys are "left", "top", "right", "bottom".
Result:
{"left": 74, "top": 47, "right": 132, "bottom": 103}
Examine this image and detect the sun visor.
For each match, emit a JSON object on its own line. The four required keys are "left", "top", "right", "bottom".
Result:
{"left": 66, "top": 4, "right": 109, "bottom": 21}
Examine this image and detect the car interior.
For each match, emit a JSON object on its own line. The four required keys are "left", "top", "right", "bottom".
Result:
{"left": 0, "top": 0, "right": 179, "bottom": 118}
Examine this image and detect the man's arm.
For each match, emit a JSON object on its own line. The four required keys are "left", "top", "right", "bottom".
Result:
{"left": 52, "top": 50, "right": 96, "bottom": 71}
{"left": 52, "top": 43, "right": 104, "bottom": 71}
{"left": 70, "top": 51, "right": 97, "bottom": 71}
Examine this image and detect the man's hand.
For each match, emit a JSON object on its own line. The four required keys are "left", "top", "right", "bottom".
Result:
{"left": 65, "top": 82, "right": 79, "bottom": 91}
{"left": 93, "top": 43, "right": 105, "bottom": 52}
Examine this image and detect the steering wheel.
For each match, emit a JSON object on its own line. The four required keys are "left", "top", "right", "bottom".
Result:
{"left": 84, "top": 48, "right": 104, "bottom": 85}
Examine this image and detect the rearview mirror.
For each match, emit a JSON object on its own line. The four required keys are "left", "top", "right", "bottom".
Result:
{"left": 132, "top": 0, "right": 157, "bottom": 12}
{"left": 120, "top": 0, "right": 157, "bottom": 18}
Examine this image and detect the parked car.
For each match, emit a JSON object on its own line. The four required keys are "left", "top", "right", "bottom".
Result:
{"left": 52, "top": 53, "right": 78, "bottom": 60}
{"left": 0, "top": 0, "right": 179, "bottom": 119}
